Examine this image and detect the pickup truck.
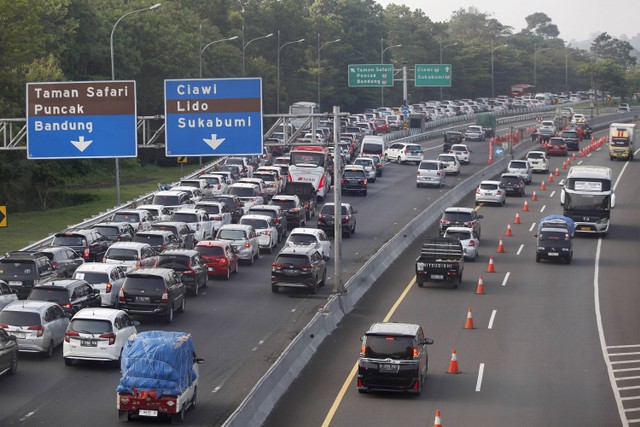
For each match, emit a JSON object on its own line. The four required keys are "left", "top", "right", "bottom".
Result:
{"left": 415, "top": 237, "right": 464, "bottom": 288}
{"left": 283, "top": 181, "right": 317, "bottom": 220}
{"left": 169, "top": 208, "right": 215, "bottom": 243}
{"left": 535, "top": 215, "right": 574, "bottom": 264}
{"left": 117, "top": 331, "right": 204, "bottom": 423}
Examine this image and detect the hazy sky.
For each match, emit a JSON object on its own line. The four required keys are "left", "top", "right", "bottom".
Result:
{"left": 376, "top": 0, "right": 640, "bottom": 43}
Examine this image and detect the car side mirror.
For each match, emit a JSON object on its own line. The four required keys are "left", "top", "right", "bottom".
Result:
{"left": 195, "top": 357, "right": 205, "bottom": 364}
{"left": 132, "top": 320, "right": 141, "bottom": 327}
{"left": 477, "top": 215, "right": 484, "bottom": 219}
{"left": 94, "top": 289, "right": 100, "bottom": 295}
{"left": 424, "top": 338, "right": 434, "bottom": 345}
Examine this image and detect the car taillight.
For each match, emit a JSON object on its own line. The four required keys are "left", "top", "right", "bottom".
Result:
{"left": 52, "top": 261, "right": 59, "bottom": 268}
{"left": 65, "top": 331, "right": 79, "bottom": 342}
{"left": 83, "top": 248, "right": 90, "bottom": 259}
{"left": 318, "top": 175, "right": 325, "bottom": 190}
{"left": 99, "top": 332, "right": 116, "bottom": 345}
{"left": 342, "top": 217, "right": 349, "bottom": 223}
{"left": 469, "top": 240, "right": 475, "bottom": 246}
{"left": 265, "top": 230, "right": 271, "bottom": 236}
{"left": 102, "top": 255, "right": 106, "bottom": 263}
{"left": 245, "top": 239, "right": 251, "bottom": 248}
{"left": 363, "top": 179, "right": 368, "bottom": 185}
{"left": 0, "top": 324, "right": 8, "bottom": 329}
{"left": 341, "top": 178, "right": 345, "bottom": 184}
{"left": 106, "top": 283, "right": 112, "bottom": 293}
{"left": 476, "top": 188, "right": 481, "bottom": 193}
{"left": 440, "top": 219, "right": 450, "bottom": 225}
{"left": 161, "top": 290, "right": 169, "bottom": 303}
{"left": 118, "top": 287, "right": 125, "bottom": 302}
{"left": 413, "top": 347, "right": 419, "bottom": 357}
{"left": 28, "top": 325, "right": 45, "bottom": 337}
{"left": 273, "top": 218, "right": 279, "bottom": 223}
{"left": 272, "top": 263, "right": 283, "bottom": 271}
{"left": 301, "top": 265, "right": 313, "bottom": 271}
{"left": 360, "top": 344, "right": 366, "bottom": 356}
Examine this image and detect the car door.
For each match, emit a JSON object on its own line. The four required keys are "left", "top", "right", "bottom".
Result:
{"left": 0, "top": 281, "right": 18, "bottom": 311}
{"left": 48, "top": 305, "right": 67, "bottom": 346}
{"left": 318, "top": 231, "right": 331, "bottom": 259}
{"left": 169, "top": 272, "right": 185, "bottom": 307}
{"left": 0, "top": 328, "right": 16, "bottom": 372}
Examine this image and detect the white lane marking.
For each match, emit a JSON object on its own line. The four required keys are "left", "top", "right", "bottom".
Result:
{"left": 550, "top": 190, "right": 556, "bottom": 198}
{"left": 608, "top": 345, "right": 640, "bottom": 349}
{"left": 212, "top": 386, "right": 222, "bottom": 393}
{"left": 501, "top": 272, "right": 510, "bottom": 287}
{"left": 540, "top": 205, "right": 546, "bottom": 213}
{"left": 529, "top": 222, "right": 536, "bottom": 232}
{"left": 291, "top": 308, "right": 296, "bottom": 313}
{"left": 475, "top": 363, "right": 485, "bottom": 392}
{"left": 560, "top": 179, "right": 565, "bottom": 186}
{"left": 517, "top": 244, "right": 524, "bottom": 255}
{"left": 252, "top": 339, "right": 266, "bottom": 351}
{"left": 488, "top": 310, "right": 497, "bottom": 329}
{"left": 20, "top": 412, "right": 37, "bottom": 422}
{"left": 578, "top": 160, "right": 584, "bottom": 165}
{"left": 587, "top": 153, "right": 592, "bottom": 157}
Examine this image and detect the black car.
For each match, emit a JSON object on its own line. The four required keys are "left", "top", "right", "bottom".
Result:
{"left": 0, "top": 251, "right": 58, "bottom": 299}
{"left": 118, "top": 267, "right": 186, "bottom": 323}
{"left": 27, "top": 279, "right": 101, "bottom": 315}
{"left": 150, "top": 222, "right": 196, "bottom": 250}
{"left": 357, "top": 322, "right": 434, "bottom": 394}
{"left": 208, "top": 195, "right": 244, "bottom": 224}
{"left": 283, "top": 182, "right": 317, "bottom": 220}
{"left": 560, "top": 129, "right": 581, "bottom": 151}
{"left": 247, "top": 205, "right": 288, "bottom": 243}
{"left": 439, "top": 207, "right": 482, "bottom": 238}
{"left": 132, "top": 230, "right": 181, "bottom": 253}
{"left": 91, "top": 222, "right": 135, "bottom": 244}
{"left": 341, "top": 165, "right": 368, "bottom": 196}
{"left": 0, "top": 328, "right": 18, "bottom": 377}
{"left": 443, "top": 131, "right": 463, "bottom": 152}
{"left": 38, "top": 246, "right": 85, "bottom": 278}
{"left": 500, "top": 173, "right": 526, "bottom": 197}
{"left": 270, "top": 195, "right": 306, "bottom": 228}
{"left": 155, "top": 249, "right": 208, "bottom": 296}
{"left": 51, "top": 229, "right": 110, "bottom": 262}
{"left": 317, "top": 203, "right": 357, "bottom": 238}
{"left": 271, "top": 246, "right": 326, "bottom": 294}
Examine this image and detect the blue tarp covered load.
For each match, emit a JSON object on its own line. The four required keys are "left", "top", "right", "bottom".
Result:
{"left": 117, "top": 331, "right": 197, "bottom": 397}
{"left": 537, "top": 215, "right": 575, "bottom": 236}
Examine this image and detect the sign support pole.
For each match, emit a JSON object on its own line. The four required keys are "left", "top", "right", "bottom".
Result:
{"left": 333, "top": 105, "right": 344, "bottom": 295}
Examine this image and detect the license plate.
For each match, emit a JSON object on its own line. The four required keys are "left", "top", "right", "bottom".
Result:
{"left": 81, "top": 340, "right": 97, "bottom": 347}
{"left": 580, "top": 226, "right": 590, "bottom": 231}
{"left": 135, "top": 296, "right": 150, "bottom": 303}
{"left": 431, "top": 274, "right": 444, "bottom": 280}
{"left": 379, "top": 363, "right": 399, "bottom": 373}
{"left": 548, "top": 252, "right": 559, "bottom": 257}
{"left": 12, "top": 332, "right": 26, "bottom": 339}
{"left": 9, "top": 281, "right": 22, "bottom": 287}
{"left": 138, "top": 410, "right": 158, "bottom": 417}
{"left": 284, "top": 269, "right": 297, "bottom": 275}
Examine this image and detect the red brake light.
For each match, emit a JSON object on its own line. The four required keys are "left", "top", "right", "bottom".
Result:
{"left": 28, "top": 325, "right": 45, "bottom": 337}
{"left": 469, "top": 240, "right": 475, "bottom": 246}
{"left": 99, "top": 332, "right": 116, "bottom": 345}
{"left": 52, "top": 262, "right": 59, "bottom": 268}
{"left": 106, "top": 283, "right": 112, "bottom": 293}
{"left": 65, "top": 331, "right": 79, "bottom": 342}
{"left": 161, "top": 290, "right": 169, "bottom": 303}
{"left": 476, "top": 188, "right": 481, "bottom": 193}
{"left": 413, "top": 347, "right": 419, "bottom": 357}
{"left": 118, "top": 287, "right": 125, "bottom": 302}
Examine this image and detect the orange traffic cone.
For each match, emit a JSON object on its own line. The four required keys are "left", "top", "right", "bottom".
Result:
{"left": 555, "top": 167, "right": 560, "bottom": 176}
{"left": 567, "top": 157, "right": 572, "bottom": 165}
{"left": 523, "top": 199, "right": 529, "bottom": 212}
{"left": 505, "top": 223, "right": 513, "bottom": 236}
{"left": 514, "top": 210, "right": 521, "bottom": 224}
{"left": 562, "top": 161, "right": 567, "bottom": 169}
{"left": 540, "top": 180, "right": 547, "bottom": 191}
{"left": 572, "top": 153, "right": 577, "bottom": 161}
{"left": 475, "top": 275, "right": 485, "bottom": 294}
{"left": 464, "top": 308, "right": 476, "bottom": 329}
{"left": 532, "top": 190, "right": 538, "bottom": 201}
{"left": 447, "top": 348, "right": 460, "bottom": 374}
{"left": 549, "top": 172, "right": 554, "bottom": 183}
{"left": 434, "top": 410, "right": 443, "bottom": 427}
{"left": 487, "top": 256, "right": 495, "bottom": 273}
{"left": 497, "top": 237, "right": 505, "bottom": 253}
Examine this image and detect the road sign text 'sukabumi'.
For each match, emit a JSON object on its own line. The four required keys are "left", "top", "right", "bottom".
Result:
{"left": 415, "top": 64, "right": 452, "bottom": 87}
{"left": 26, "top": 81, "right": 137, "bottom": 159}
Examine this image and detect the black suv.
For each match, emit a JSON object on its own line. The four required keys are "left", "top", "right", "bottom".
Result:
{"left": 155, "top": 249, "right": 208, "bottom": 296}
{"left": 27, "top": 279, "right": 101, "bottom": 315}
{"left": 91, "top": 222, "right": 135, "bottom": 243}
{"left": 341, "top": 166, "right": 368, "bottom": 196}
{"left": 51, "top": 229, "right": 110, "bottom": 262}
{"left": 132, "top": 230, "right": 181, "bottom": 253}
{"left": 270, "top": 195, "right": 306, "bottom": 228}
{"left": 208, "top": 195, "right": 244, "bottom": 223}
{"left": 357, "top": 322, "right": 434, "bottom": 395}
{"left": 500, "top": 173, "right": 526, "bottom": 197}
{"left": 443, "top": 131, "right": 463, "bottom": 152}
{"left": 38, "top": 246, "right": 84, "bottom": 278}
{"left": 0, "top": 251, "right": 58, "bottom": 299}
{"left": 271, "top": 246, "right": 326, "bottom": 294}
{"left": 439, "top": 207, "right": 482, "bottom": 238}
{"left": 317, "top": 203, "right": 357, "bottom": 238}
{"left": 560, "top": 129, "right": 581, "bottom": 151}
{"left": 118, "top": 268, "right": 186, "bottom": 323}
{"left": 248, "top": 205, "right": 288, "bottom": 243}
{"left": 150, "top": 222, "right": 196, "bottom": 250}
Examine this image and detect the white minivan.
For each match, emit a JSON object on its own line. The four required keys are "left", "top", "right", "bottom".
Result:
{"left": 359, "top": 136, "right": 386, "bottom": 161}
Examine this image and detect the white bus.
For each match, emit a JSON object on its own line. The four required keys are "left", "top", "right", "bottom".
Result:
{"left": 560, "top": 166, "right": 615, "bottom": 234}
{"left": 289, "top": 101, "right": 320, "bottom": 131}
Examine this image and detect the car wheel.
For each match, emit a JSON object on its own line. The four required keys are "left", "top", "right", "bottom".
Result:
{"left": 171, "top": 407, "right": 186, "bottom": 424}
{"left": 271, "top": 284, "right": 279, "bottom": 293}
{"left": 64, "top": 357, "right": 73, "bottom": 366}
{"left": 536, "top": 254, "right": 541, "bottom": 263}
{"left": 165, "top": 304, "right": 174, "bottom": 323}
{"left": 45, "top": 340, "right": 54, "bottom": 358}
{"left": 9, "top": 352, "right": 18, "bottom": 374}
{"left": 352, "top": 222, "right": 356, "bottom": 234}
{"left": 234, "top": 262, "right": 239, "bottom": 274}
{"left": 343, "top": 227, "right": 352, "bottom": 239}
{"left": 320, "top": 271, "right": 326, "bottom": 286}
{"left": 225, "top": 266, "right": 231, "bottom": 280}
{"left": 249, "top": 252, "right": 254, "bottom": 265}
{"left": 118, "top": 410, "right": 130, "bottom": 422}
{"left": 310, "top": 281, "right": 318, "bottom": 295}
{"left": 190, "top": 386, "right": 198, "bottom": 410}
{"left": 192, "top": 281, "right": 199, "bottom": 297}
{"left": 417, "top": 280, "right": 424, "bottom": 288}
{"left": 178, "top": 296, "right": 186, "bottom": 313}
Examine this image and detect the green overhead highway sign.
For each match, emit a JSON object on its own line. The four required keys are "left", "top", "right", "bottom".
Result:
{"left": 348, "top": 64, "right": 394, "bottom": 87}
{"left": 415, "top": 64, "right": 452, "bottom": 87}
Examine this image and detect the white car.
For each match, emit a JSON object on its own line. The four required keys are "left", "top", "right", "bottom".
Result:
{"left": 102, "top": 242, "right": 156, "bottom": 269}
{"left": 136, "top": 204, "right": 172, "bottom": 223}
{"left": 353, "top": 157, "right": 377, "bottom": 182}
{"left": 228, "top": 183, "right": 265, "bottom": 214}
{"left": 215, "top": 224, "right": 261, "bottom": 264}
{"left": 170, "top": 186, "right": 204, "bottom": 204}
{"left": 0, "top": 280, "right": 19, "bottom": 312}
{"left": 507, "top": 160, "right": 533, "bottom": 184}
{"left": 436, "top": 153, "right": 461, "bottom": 175}
{"left": 199, "top": 174, "right": 229, "bottom": 195}
{"left": 442, "top": 226, "right": 480, "bottom": 261}
{"left": 475, "top": 180, "right": 506, "bottom": 206}
{"left": 72, "top": 263, "right": 127, "bottom": 307}
{"left": 525, "top": 150, "right": 550, "bottom": 173}
{"left": 193, "top": 201, "right": 232, "bottom": 231}
{"left": 111, "top": 209, "right": 154, "bottom": 232}
{"left": 449, "top": 144, "right": 471, "bottom": 164}
{"left": 385, "top": 142, "right": 424, "bottom": 164}
{"left": 239, "top": 214, "right": 278, "bottom": 253}
{"left": 464, "top": 125, "right": 485, "bottom": 141}
{"left": 63, "top": 308, "right": 138, "bottom": 366}
{"left": 284, "top": 228, "right": 332, "bottom": 260}
{"left": 0, "top": 300, "right": 69, "bottom": 357}
{"left": 416, "top": 160, "right": 446, "bottom": 188}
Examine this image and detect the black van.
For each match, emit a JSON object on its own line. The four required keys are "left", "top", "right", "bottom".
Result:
{"left": 118, "top": 268, "right": 186, "bottom": 323}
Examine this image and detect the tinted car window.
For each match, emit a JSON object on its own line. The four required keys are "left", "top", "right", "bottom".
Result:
{"left": 320, "top": 205, "right": 348, "bottom": 215}
{"left": 442, "top": 212, "right": 473, "bottom": 222}
{"left": 271, "top": 200, "right": 296, "bottom": 210}
{"left": 479, "top": 183, "right": 499, "bottom": 190}
{"left": 364, "top": 335, "right": 415, "bottom": 360}
{"left": 288, "top": 234, "right": 317, "bottom": 245}
{"left": 248, "top": 209, "right": 276, "bottom": 219}
{"left": 52, "top": 236, "right": 85, "bottom": 246}
{"left": 171, "top": 213, "right": 198, "bottom": 223}
{"left": 196, "top": 205, "right": 221, "bottom": 214}
{"left": 68, "top": 319, "right": 113, "bottom": 334}
{"left": 527, "top": 153, "right": 544, "bottom": 159}
{"left": 229, "top": 187, "right": 255, "bottom": 197}
{"left": 445, "top": 230, "right": 472, "bottom": 240}
{"left": 28, "top": 288, "right": 69, "bottom": 304}
{"left": 0, "top": 311, "right": 41, "bottom": 326}
{"left": 344, "top": 170, "right": 365, "bottom": 178}
{"left": 105, "top": 248, "right": 138, "bottom": 260}
{"left": 275, "top": 254, "right": 310, "bottom": 266}
{"left": 195, "top": 246, "right": 224, "bottom": 256}
{"left": 509, "top": 162, "right": 527, "bottom": 168}
{"left": 419, "top": 162, "right": 437, "bottom": 170}
{"left": 92, "top": 226, "right": 119, "bottom": 238}
{"left": 156, "top": 255, "right": 191, "bottom": 271}
{"left": 217, "top": 229, "right": 246, "bottom": 240}
{"left": 152, "top": 195, "right": 182, "bottom": 205}
{"left": 74, "top": 272, "right": 109, "bottom": 283}
{"left": 241, "top": 219, "right": 269, "bottom": 229}
{"left": 124, "top": 277, "right": 165, "bottom": 292}
{"left": 0, "top": 260, "right": 36, "bottom": 275}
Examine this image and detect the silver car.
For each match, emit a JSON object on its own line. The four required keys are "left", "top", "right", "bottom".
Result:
{"left": 215, "top": 224, "right": 261, "bottom": 264}
{"left": 443, "top": 226, "right": 480, "bottom": 261}
{"left": 475, "top": 180, "right": 506, "bottom": 206}
{"left": 72, "top": 263, "right": 127, "bottom": 307}
{"left": 0, "top": 300, "right": 69, "bottom": 357}
{"left": 507, "top": 160, "right": 533, "bottom": 184}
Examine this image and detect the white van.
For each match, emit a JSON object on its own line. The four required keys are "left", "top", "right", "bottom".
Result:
{"left": 359, "top": 135, "right": 386, "bottom": 160}
{"left": 535, "top": 93, "right": 551, "bottom": 105}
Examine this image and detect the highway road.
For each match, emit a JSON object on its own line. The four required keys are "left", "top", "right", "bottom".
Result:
{"left": 1, "top": 119, "right": 633, "bottom": 426}
{"left": 264, "top": 129, "right": 640, "bottom": 427}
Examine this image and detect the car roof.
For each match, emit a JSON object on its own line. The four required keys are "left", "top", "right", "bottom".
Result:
{"left": 35, "top": 279, "right": 86, "bottom": 289}
{"left": 158, "top": 249, "right": 198, "bottom": 256}
{"left": 444, "top": 226, "right": 475, "bottom": 233}
{"left": 196, "top": 240, "right": 230, "bottom": 248}
{"left": 154, "top": 190, "right": 188, "bottom": 196}
{"left": 271, "top": 195, "right": 299, "bottom": 201}
{"left": 72, "top": 307, "right": 124, "bottom": 321}
{"left": 4, "top": 300, "right": 59, "bottom": 313}
{"left": 125, "top": 267, "right": 174, "bottom": 278}
{"left": 107, "top": 242, "right": 152, "bottom": 251}
{"left": 366, "top": 322, "right": 421, "bottom": 337}
{"left": 249, "top": 204, "right": 280, "bottom": 211}
{"left": 230, "top": 182, "right": 258, "bottom": 188}
{"left": 344, "top": 165, "right": 365, "bottom": 171}
{"left": 444, "top": 207, "right": 475, "bottom": 213}
{"left": 289, "top": 227, "right": 323, "bottom": 236}
{"left": 500, "top": 173, "right": 521, "bottom": 179}
{"left": 135, "top": 230, "right": 175, "bottom": 236}
{"left": 277, "top": 246, "right": 318, "bottom": 256}
{"left": 240, "top": 214, "right": 272, "bottom": 221}
{"left": 75, "top": 262, "right": 121, "bottom": 273}
{"left": 480, "top": 180, "right": 501, "bottom": 185}
{"left": 218, "top": 224, "right": 253, "bottom": 231}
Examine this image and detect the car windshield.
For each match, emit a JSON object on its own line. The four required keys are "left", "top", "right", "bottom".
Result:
{"left": 275, "top": 254, "right": 310, "bottom": 267}
{"left": 156, "top": 255, "right": 190, "bottom": 271}
{"left": 0, "top": 311, "right": 41, "bottom": 326}
{"left": 195, "top": 204, "right": 220, "bottom": 214}
{"left": 195, "top": 246, "right": 224, "bottom": 256}
{"left": 501, "top": 177, "right": 520, "bottom": 184}
{"left": 68, "top": 319, "right": 113, "bottom": 334}
{"left": 442, "top": 212, "right": 473, "bottom": 222}
{"left": 419, "top": 162, "right": 437, "bottom": 170}
{"left": 241, "top": 219, "right": 268, "bottom": 229}
{"left": 0, "top": 260, "right": 36, "bottom": 275}
{"left": 180, "top": 181, "right": 200, "bottom": 188}
{"left": 53, "top": 236, "right": 85, "bottom": 246}
{"left": 527, "top": 153, "right": 544, "bottom": 159}
{"left": 202, "top": 177, "right": 220, "bottom": 185}
{"left": 73, "top": 271, "right": 109, "bottom": 284}
{"left": 229, "top": 187, "right": 255, "bottom": 197}
{"left": 540, "top": 231, "right": 570, "bottom": 241}
{"left": 152, "top": 195, "right": 182, "bottom": 206}
{"left": 254, "top": 173, "right": 275, "bottom": 182}
{"left": 354, "top": 160, "right": 371, "bottom": 167}
{"left": 271, "top": 199, "right": 296, "bottom": 210}
{"left": 28, "top": 288, "right": 68, "bottom": 304}
{"left": 288, "top": 234, "right": 317, "bottom": 245}
{"left": 444, "top": 230, "right": 471, "bottom": 240}
{"left": 320, "top": 205, "right": 348, "bottom": 215}
{"left": 112, "top": 213, "right": 140, "bottom": 223}
{"left": 92, "top": 226, "right": 119, "bottom": 237}
{"left": 439, "top": 156, "right": 456, "bottom": 162}
{"left": 509, "top": 162, "right": 526, "bottom": 169}
{"left": 406, "top": 145, "right": 422, "bottom": 152}
{"left": 480, "top": 183, "right": 499, "bottom": 190}
{"left": 124, "top": 277, "right": 165, "bottom": 293}
{"left": 217, "top": 230, "right": 246, "bottom": 240}
{"left": 562, "top": 132, "right": 578, "bottom": 138}
{"left": 363, "top": 335, "right": 415, "bottom": 360}
{"left": 171, "top": 213, "right": 198, "bottom": 223}
{"left": 106, "top": 248, "right": 138, "bottom": 261}
{"left": 132, "top": 235, "right": 163, "bottom": 246}
{"left": 248, "top": 209, "right": 276, "bottom": 219}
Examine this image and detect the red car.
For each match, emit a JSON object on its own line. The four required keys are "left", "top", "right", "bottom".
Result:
{"left": 194, "top": 240, "right": 239, "bottom": 280}
{"left": 374, "top": 119, "right": 390, "bottom": 133}
{"left": 546, "top": 137, "right": 568, "bottom": 156}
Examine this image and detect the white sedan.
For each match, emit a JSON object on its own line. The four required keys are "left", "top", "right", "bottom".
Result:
{"left": 63, "top": 308, "right": 138, "bottom": 366}
{"left": 443, "top": 226, "right": 480, "bottom": 261}
{"left": 285, "top": 228, "right": 332, "bottom": 260}
{"left": 449, "top": 144, "right": 471, "bottom": 164}
{"left": 436, "top": 153, "right": 461, "bottom": 175}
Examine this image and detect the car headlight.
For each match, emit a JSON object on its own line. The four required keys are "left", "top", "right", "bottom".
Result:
{"left": 537, "top": 247, "right": 545, "bottom": 251}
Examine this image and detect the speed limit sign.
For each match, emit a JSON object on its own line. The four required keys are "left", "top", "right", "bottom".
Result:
{"left": 535, "top": 115, "right": 544, "bottom": 123}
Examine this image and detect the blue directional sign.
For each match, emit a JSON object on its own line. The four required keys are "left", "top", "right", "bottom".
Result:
{"left": 402, "top": 106, "right": 410, "bottom": 116}
{"left": 494, "top": 146, "right": 504, "bottom": 156}
{"left": 164, "top": 78, "right": 263, "bottom": 156}
{"left": 26, "top": 81, "right": 137, "bottom": 159}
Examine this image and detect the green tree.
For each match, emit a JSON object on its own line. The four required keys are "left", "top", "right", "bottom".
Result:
{"left": 591, "top": 32, "right": 637, "bottom": 67}
{"left": 523, "top": 12, "right": 559, "bottom": 39}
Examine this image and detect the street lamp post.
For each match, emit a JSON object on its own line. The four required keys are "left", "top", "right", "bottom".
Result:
{"left": 199, "top": 35, "right": 238, "bottom": 78}
{"left": 533, "top": 43, "right": 552, "bottom": 89}
{"left": 242, "top": 27, "right": 273, "bottom": 76}
{"left": 317, "top": 34, "right": 341, "bottom": 110}
{"left": 380, "top": 38, "right": 402, "bottom": 107}
{"left": 439, "top": 41, "right": 458, "bottom": 101}
{"left": 565, "top": 45, "right": 578, "bottom": 92}
{"left": 491, "top": 41, "right": 508, "bottom": 98}
{"left": 276, "top": 30, "right": 305, "bottom": 114}
{"left": 110, "top": 3, "right": 161, "bottom": 207}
